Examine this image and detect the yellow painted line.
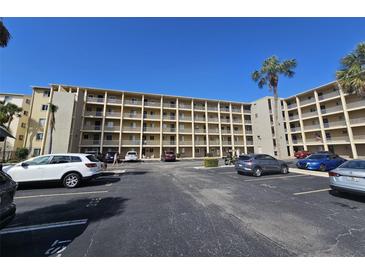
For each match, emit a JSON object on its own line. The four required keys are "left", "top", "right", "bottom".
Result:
{"left": 15, "top": 190, "right": 108, "bottom": 200}
{"left": 293, "top": 188, "right": 331, "bottom": 196}
{"left": 243, "top": 174, "right": 308, "bottom": 182}
{"left": 290, "top": 168, "right": 329, "bottom": 178}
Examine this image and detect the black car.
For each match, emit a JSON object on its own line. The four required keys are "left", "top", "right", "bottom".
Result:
{"left": 0, "top": 167, "right": 17, "bottom": 228}
{"left": 103, "top": 152, "right": 121, "bottom": 163}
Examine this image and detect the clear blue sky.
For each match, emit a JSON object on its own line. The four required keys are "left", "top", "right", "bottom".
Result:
{"left": 1, "top": 18, "right": 365, "bottom": 102}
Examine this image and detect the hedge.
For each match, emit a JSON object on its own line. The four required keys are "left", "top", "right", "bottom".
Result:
{"left": 204, "top": 157, "right": 219, "bottom": 167}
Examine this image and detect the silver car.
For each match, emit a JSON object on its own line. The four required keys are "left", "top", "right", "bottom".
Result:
{"left": 329, "top": 160, "right": 365, "bottom": 194}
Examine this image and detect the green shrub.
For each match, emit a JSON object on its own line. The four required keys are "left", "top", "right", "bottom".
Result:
{"left": 15, "top": 147, "right": 29, "bottom": 160}
{"left": 204, "top": 157, "right": 219, "bottom": 167}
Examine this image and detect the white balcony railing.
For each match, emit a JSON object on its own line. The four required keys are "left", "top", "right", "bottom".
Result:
{"left": 323, "top": 121, "right": 347, "bottom": 128}
{"left": 220, "top": 118, "right": 230, "bottom": 123}
{"left": 194, "top": 116, "right": 206, "bottom": 121}
{"left": 124, "top": 99, "right": 142, "bottom": 106}
{"left": 143, "top": 127, "right": 160, "bottom": 132}
{"left": 208, "top": 128, "right": 219, "bottom": 133}
{"left": 144, "top": 114, "right": 160, "bottom": 120}
{"left": 87, "top": 97, "right": 104, "bottom": 103}
{"left": 289, "top": 115, "right": 299, "bottom": 120}
{"left": 346, "top": 100, "right": 365, "bottom": 110}
{"left": 353, "top": 135, "right": 365, "bottom": 141}
{"left": 232, "top": 119, "right": 243, "bottom": 124}
{"left": 163, "top": 140, "right": 176, "bottom": 145}
{"left": 179, "top": 128, "right": 192, "bottom": 133}
{"left": 209, "top": 140, "right": 220, "bottom": 145}
{"left": 81, "top": 140, "right": 101, "bottom": 145}
{"left": 144, "top": 101, "right": 161, "bottom": 107}
{"left": 221, "top": 129, "right": 231, "bottom": 134}
{"left": 300, "top": 97, "right": 316, "bottom": 105}
{"left": 287, "top": 103, "right": 297, "bottom": 109}
{"left": 105, "top": 112, "right": 121, "bottom": 117}
{"left": 163, "top": 103, "right": 176, "bottom": 108}
{"left": 318, "top": 90, "right": 340, "bottom": 101}
{"left": 208, "top": 118, "right": 219, "bottom": 122}
{"left": 350, "top": 117, "right": 365, "bottom": 125}
{"left": 124, "top": 113, "right": 142, "bottom": 119}
{"left": 122, "top": 127, "right": 140, "bottom": 132}
{"left": 179, "top": 141, "right": 192, "bottom": 145}
{"left": 107, "top": 98, "right": 122, "bottom": 104}
{"left": 122, "top": 140, "right": 140, "bottom": 145}
{"left": 194, "top": 128, "right": 206, "bottom": 133}
{"left": 179, "top": 115, "right": 192, "bottom": 121}
{"left": 179, "top": 104, "right": 191, "bottom": 109}
{"left": 301, "top": 111, "right": 317, "bottom": 118}
{"left": 326, "top": 136, "right": 350, "bottom": 143}
{"left": 83, "top": 125, "right": 102, "bottom": 131}
{"left": 84, "top": 111, "right": 103, "bottom": 117}
{"left": 103, "top": 140, "right": 119, "bottom": 146}
{"left": 321, "top": 105, "right": 343, "bottom": 114}
{"left": 163, "top": 115, "right": 176, "bottom": 120}
{"left": 207, "top": 106, "right": 218, "bottom": 111}
{"left": 163, "top": 128, "right": 176, "bottom": 133}
{"left": 142, "top": 140, "right": 160, "bottom": 145}
{"left": 244, "top": 120, "right": 252, "bottom": 124}
{"left": 104, "top": 126, "right": 120, "bottom": 131}
{"left": 303, "top": 124, "right": 320, "bottom": 131}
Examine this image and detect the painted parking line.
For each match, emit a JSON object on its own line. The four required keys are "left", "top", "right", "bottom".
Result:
{"left": 0, "top": 219, "right": 88, "bottom": 235}
{"left": 243, "top": 174, "right": 309, "bottom": 182}
{"left": 293, "top": 188, "right": 331, "bottom": 196}
{"left": 15, "top": 190, "right": 108, "bottom": 200}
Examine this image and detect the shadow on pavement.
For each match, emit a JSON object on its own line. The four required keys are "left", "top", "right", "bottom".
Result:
{"left": 0, "top": 196, "right": 129, "bottom": 256}
{"left": 329, "top": 189, "right": 365, "bottom": 204}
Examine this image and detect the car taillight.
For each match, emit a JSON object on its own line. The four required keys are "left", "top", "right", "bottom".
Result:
{"left": 329, "top": 171, "right": 340, "bottom": 177}
{"left": 85, "top": 163, "right": 97, "bottom": 168}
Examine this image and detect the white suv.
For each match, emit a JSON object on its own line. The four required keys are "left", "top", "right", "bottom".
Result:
{"left": 125, "top": 151, "right": 138, "bottom": 161}
{"left": 3, "top": 153, "right": 103, "bottom": 188}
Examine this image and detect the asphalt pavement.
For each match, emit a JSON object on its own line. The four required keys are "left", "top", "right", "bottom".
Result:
{"left": 1, "top": 159, "right": 365, "bottom": 256}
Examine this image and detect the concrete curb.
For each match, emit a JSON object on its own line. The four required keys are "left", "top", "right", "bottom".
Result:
{"left": 193, "top": 165, "right": 234, "bottom": 170}
{"left": 290, "top": 168, "right": 329, "bottom": 178}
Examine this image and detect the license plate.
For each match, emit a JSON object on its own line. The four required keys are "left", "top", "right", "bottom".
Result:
{"left": 346, "top": 176, "right": 360, "bottom": 182}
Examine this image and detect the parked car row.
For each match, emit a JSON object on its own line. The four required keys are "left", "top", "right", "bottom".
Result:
{"left": 296, "top": 153, "right": 347, "bottom": 171}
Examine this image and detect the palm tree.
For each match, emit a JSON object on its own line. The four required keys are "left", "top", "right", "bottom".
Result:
{"left": 48, "top": 103, "right": 58, "bottom": 154}
{"left": 0, "top": 102, "right": 22, "bottom": 161}
{"left": 252, "top": 56, "right": 297, "bottom": 158}
{"left": 0, "top": 18, "right": 11, "bottom": 48}
{"left": 336, "top": 42, "right": 365, "bottom": 97}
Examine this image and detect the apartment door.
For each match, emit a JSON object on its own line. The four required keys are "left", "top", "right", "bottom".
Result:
{"left": 94, "top": 120, "right": 101, "bottom": 130}
{"left": 96, "top": 107, "right": 103, "bottom": 116}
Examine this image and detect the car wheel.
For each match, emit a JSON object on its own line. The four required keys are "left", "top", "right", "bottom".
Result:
{"left": 237, "top": 170, "right": 243, "bottom": 175}
{"left": 253, "top": 167, "right": 262, "bottom": 177}
{"left": 319, "top": 164, "right": 326, "bottom": 172}
{"left": 280, "top": 165, "right": 289, "bottom": 174}
{"left": 63, "top": 172, "right": 81, "bottom": 188}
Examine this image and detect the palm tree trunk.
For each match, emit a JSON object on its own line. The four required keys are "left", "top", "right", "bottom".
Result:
{"left": 273, "top": 85, "right": 282, "bottom": 159}
{"left": 2, "top": 136, "right": 7, "bottom": 162}
{"left": 48, "top": 127, "right": 53, "bottom": 154}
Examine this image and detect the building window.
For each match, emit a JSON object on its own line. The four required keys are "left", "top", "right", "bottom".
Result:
{"left": 83, "top": 134, "right": 89, "bottom": 140}
{"left": 106, "top": 134, "right": 113, "bottom": 140}
{"left": 18, "top": 135, "right": 24, "bottom": 141}
{"left": 41, "top": 104, "right": 48, "bottom": 111}
{"left": 43, "top": 90, "right": 50, "bottom": 97}
{"left": 23, "top": 110, "right": 28, "bottom": 116}
{"left": 39, "top": 118, "right": 46, "bottom": 127}
{"left": 36, "top": 132, "right": 44, "bottom": 140}
{"left": 33, "top": 148, "right": 41, "bottom": 156}
{"left": 25, "top": 98, "right": 30, "bottom": 104}
{"left": 21, "top": 123, "right": 26, "bottom": 128}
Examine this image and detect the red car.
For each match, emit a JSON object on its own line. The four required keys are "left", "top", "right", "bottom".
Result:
{"left": 294, "top": 150, "right": 311, "bottom": 159}
{"left": 161, "top": 151, "right": 176, "bottom": 162}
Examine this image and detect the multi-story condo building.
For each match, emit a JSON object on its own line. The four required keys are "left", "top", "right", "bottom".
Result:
{"left": 0, "top": 93, "right": 31, "bottom": 159}
{"left": 2, "top": 80, "right": 365, "bottom": 160}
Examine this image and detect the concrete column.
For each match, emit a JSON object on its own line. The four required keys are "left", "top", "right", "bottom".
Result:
{"left": 229, "top": 103, "right": 235, "bottom": 151}
{"left": 241, "top": 104, "right": 247, "bottom": 154}
{"left": 40, "top": 86, "right": 54, "bottom": 155}
{"left": 118, "top": 92, "right": 125, "bottom": 154}
{"left": 78, "top": 89, "right": 88, "bottom": 152}
{"left": 191, "top": 99, "right": 195, "bottom": 158}
{"left": 205, "top": 100, "right": 209, "bottom": 154}
{"left": 100, "top": 91, "right": 107, "bottom": 153}
{"left": 139, "top": 95, "right": 145, "bottom": 158}
{"left": 176, "top": 98, "right": 179, "bottom": 154}
{"left": 218, "top": 102, "right": 223, "bottom": 157}
{"left": 283, "top": 101, "right": 294, "bottom": 157}
{"left": 159, "top": 96, "right": 163, "bottom": 157}
{"left": 296, "top": 96, "right": 307, "bottom": 150}
{"left": 338, "top": 84, "right": 358, "bottom": 158}
{"left": 314, "top": 90, "right": 328, "bottom": 151}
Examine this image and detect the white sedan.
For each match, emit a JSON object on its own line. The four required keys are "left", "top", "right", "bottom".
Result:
{"left": 3, "top": 153, "right": 103, "bottom": 188}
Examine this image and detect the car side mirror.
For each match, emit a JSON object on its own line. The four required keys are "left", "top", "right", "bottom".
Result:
{"left": 21, "top": 162, "right": 29, "bottom": 167}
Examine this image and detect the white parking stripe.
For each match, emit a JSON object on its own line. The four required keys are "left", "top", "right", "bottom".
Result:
{"left": 0, "top": 219, "right": 88, "bottom": 235}
{"left": 243, "top": 174, "right": 309, "bottom": 182}
{"left": 293, "top": 188, "right": 331, "bottom": 196}
{"left": 15, "top": 190, "right": 108, "bottom": 200}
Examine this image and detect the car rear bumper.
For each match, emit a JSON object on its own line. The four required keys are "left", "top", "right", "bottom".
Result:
{"left": 330, "top": 184, "right": 365, "bottom": 195}
{"left": 0, "top": 203, "right": 16, "bottom": 228}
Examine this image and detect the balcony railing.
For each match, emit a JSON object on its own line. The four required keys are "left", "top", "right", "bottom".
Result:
{"left": 144, "top": 101, "right": 161, "bottom": 107}
{"left": 143, "top": 127, "right": 160, "bottom": 132}
{"left": 179, "top": 104, "right": 191, "bottom": 109}
{"left": 232, "top": 107, "right": 241, "bottom": 113}
{"left": 243, "top": 109, "right": 251, "bottom": 114}
{"left": 122, "top": 127, "right": 140, "bottom": 132}
{"left": 107, "top": 98, "right": 122, "bottom": 104}
{"left": 292, "top": 139, "right": 304, "bottom": 144}
{"left": 124, "top": 113, "right": 141, "bottom": 119}
{"left": 220, "top": 118, "right": 230, "bottom": 123}
{"left": 232, "top": 119, "right": 243, "bottom": 124}
{"left": 163, "top": 128, "right": 176, "bottom": 133}
{"left": 194, "top": 105, "right": 205, "bottom": 111}
{"left": 81, "top": 140, "right": 101, "bottom": 145}
{"left": 245, "top": 130, "right": 253, "bottom": 134}
{"left": 163, "top": 115, "right": 176, "bottom": 120}
{"left": 179, "top": 115, "right": 192, "bottom": 121}
{"left": 124, "top": 99, "right": 142, "bottom": 106}
{"left": 246, "top": 140, "right": 254, "bottom": 145}
{"left": 84, "top": 111, "right": 103, "bottom": 117}
{"left": 194, "top": 128, "right": 206, "bottom": 133}
{"left": 87, "top": 97, "right": 104, "bottom": 103}
{"left": 323, "top": 121, "right": 347, "bottom": 128}
{"left": 221, "top": 129, "right": 231, "bottom": 134}
{"left": 233, "top": 130, "right": 243, "bottom": 134}
{"left": 208, "top": 128, "right": 219, "bottom": 133}
{"left": 290, "top": 127, "right": 301, "bottom": 132}
{"left": 194, "top": 141, "right": 207, "bottom": 145}
{"left": 208, "top": 118, "right": 219, "bottom": 122}
{"left": 350, "top": 117, "right": 365, "bottom": 125}
{"left": 244, "top": 120, "right": 252, "bottom": 124}
{"left": 207, "top": 106, "right": 218, "bottom": 111}
{"left": 209, "top": 140, "right": 220, "bottom": 145}
{"left": 142, "top": 140, "right": 160, "bottom": 145}
{"left": 289, "top": 115, "right": 299, "bottom": 120}
{"left": 194, "top": 116, "right": 206, "bottom": 121}
{"left": 104, "top": 125, "right": 120, "bottom": 131}
{"left": 179, "top": 128, "right": 192, "bottom": 133}
{"left": 306, "top": 138, "right": 323, "bottom": 143}
{"left": 301, "top": 111, "right": 317, "bottom": 119}
{"left": 105, "top": 112, "right": 121, "bottom": 117}
{"left": 353, "top": 135, "right": 365, "bottom": 141}
{"left": 222, "top": 141, "right": 232, "bottom": 145}
{"left": 103, "top": 140, "right": 119, "bottom": 146}
{"left": 287, "top": 103, "right": 297, "bottom": 109}
{"left": 300, "top": 97, "right": 316, "bottom": 106}
{"left": 163, "top": 103, "right": 176, "bottom": 108}
{"left": 163, "top": 140, "right": 176, "bottom": 145}
{"left": 83, "top": 125, "right": 102, "bottom": 131}
{"left": 179, "top": 141, "right": 192, "bottom": 145}
{"left": 318, "top": 90, "right": 340, "bottom": 101}
{"left": 303, "top": 124, "right": 320, "bottom": 131}
{"left": 144, "top": 114, "right": 160, "bottom": 120}
{"left": 326, "top": 136, "right": 350, "bottom": 143}
{"left": 320, "top": 105, "right": 343, "bottom": 114}
{"left": 346, "top": 99, "right": 365, "bottom": 110}
{"left": 122, "top": 140, "right": 140, "bottom": 145}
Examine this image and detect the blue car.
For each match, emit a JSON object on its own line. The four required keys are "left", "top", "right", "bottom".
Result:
{"left": 296, "top": 153, "right": 347, "bottom": 172}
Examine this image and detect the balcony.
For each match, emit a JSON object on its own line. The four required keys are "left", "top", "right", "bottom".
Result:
{"left": 353, "top": 135, "right": 365, "bottom": 142}
{"left": 208, "top": 118, "right": 219, "bottom": 123}
{"left": 287, "top": 103, "right": 297, "bottom": 109}
{"left": 144, "top": 114, "right": 160, "bottom": 120}
{"left": 243, "top": 109, "right": 251, "bottom": 114}
{"left": 289, "top": 114, "right": 299, "bottom": 121}
{"left": 124, "top": 113, "right": 142, "bottom": 119}
{"left": 318, "top": 90, "right": 340, "bottom": 101}
{"left": 194, "top": 128, "right": 206, "bottom": 133}
{"left": 207, "top": 106, "right": 218, "bottom": 111}
{"left": 220, "top": 118, "right": 230, "bottom": 123}
{"left": 245, "top": 130, "right": 253, "bottom": 134}
{"left": 104, "top": 125, "right": 120, "bottom": 131}
{"left": 107, "top": 98, "right": 122, "bottom": 104}
{"left": 194, "top": 105, "right": 205, "bottom": 111}
{"left": 350, "top": 117, "right": 365, "bottom": 126}
{"left": 163, "top": 103, "right": 176, "bottom": 108}
{"left": 320, "top": 105, "right": 343, "bottom": 115}
{"left": 122, "top": 140, "right": 140, "bottom": 145}
{"left": 144, "top": 101, "right": 161, "bottom": 107}
{"left": 179, "top": 115, "right": 192, "bottom": 121}
{"left": 232, "top": 107, "right": 241, "bottom": 113}
{"left": 234, "top": 130, "right": 243, "bottom": 134}
{"left": 209, "top": 140, "right": 220, "bottom": 146}
{"left": 103, "top": 140, "right": 119, "bottom": 146}
{"left": 326, "top": 136, "right": 350, "bottom": 143}
{"left": 232, "top": 118, "right": 243, "bottom": 124}
{"left": 346, "top": 99, "right": 365, "bottom": 110}
{"left": 163, "top": 115, "right": 176, "bottom": 121}
{"left": 163, "top": 128, "right": 176, "bottom": 133}
{"left": 163, "top": 140, "right": 176, "bottom": 146}
{"left": 300, "top": 97, "right": 316, "bottom": 106}
{"left": 124, "top": 99, "right": 142, "bottom": 106}
{"left": 81, "top": 140, "right": 101, "bottom": 146}
{"left": 290, "top": 127, "right": 301, "bottom": 133}
{"left": 220, "top": 107, "right": 230, "bottom": 113}
{"left": 142, "top": 140, "right": 160, "bottom": 145}
{"left": 122, "top": 127, "right": 140, "bottom": 132}
{"left": 194, "top": 141, "right": 207, "bottom": 146}
{"left": 292, "top": 139, "right": 304, "bottom": 144}
{"left": 87, "top": 97, "right": 104, "bottom": 103}
{"left": 305, "top": 138, "right": 323, "bottom": 144}
{"left": 105, "top": 112, "right": 121, "bottom": 118}
{"left": 179, "top": 140, "right": 192, "bottom": 145}
{"left": 244, "top": 120, "right": 252, "bottom": 124}
{"left": 143, "top": 127, "right": 160, "bottom": 132}
{"left": 194, "top": 116, "right": 206, "bottom": 122}
{"left": 179, "top": 128, "right": 192, "bottom": 133}
{"left": 246, "top": 140, "right": 254, "bottom": 145}
{"left": 303, "top": 124, "right": 320, "bottom": 131}
{"left": 222, "top": 141, "right": 232, "bottom": 146}
{"left": 83, "top": 125, "right": 102, "bottom": 131}
{"left": 323, "top": 120, "right": 347, "bottom": 128}
{"left": 208, "top": 128, "right": 219, "bottom": 133}
{"left": 179, "top": 104, "right": 191, "bottom": 110}
{"left": 301, "top": 111, "right": 317, "bottom": 119}
{"left": 221, "top": 129, "right": 231, "bottom": 134}
{"left": 84, "top": 111, "right": 103, "bottom": 117}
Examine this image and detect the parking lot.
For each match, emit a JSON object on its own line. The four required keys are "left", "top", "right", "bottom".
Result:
{"left": 1, "top": 160, "right": 365, "bottom": 256}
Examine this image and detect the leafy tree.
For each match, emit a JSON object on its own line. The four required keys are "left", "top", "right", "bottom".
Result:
{"left": 48, "top": 103, "right": 58, "bottom": 154}
{"left": 0, "top": 19, "right": 11, "bottom": 48}
{"left": 336, "top": 42, "right": 365, "bottom": 97}
{"left": 252, "top": 56, "right": 297, "bottom": 158}
{"left": 15, "top": 147, "right": 29, "bottom": 160}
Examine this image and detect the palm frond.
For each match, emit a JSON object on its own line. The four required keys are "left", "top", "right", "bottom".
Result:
{"left": 0, "top": 20, "right": 11, "bottom": 48}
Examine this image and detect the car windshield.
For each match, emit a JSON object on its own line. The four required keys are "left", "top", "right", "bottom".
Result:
{"left": 239, "top": 155, "right": 252, "bottom": 160}
{"left": 86, "top": 155, "right": 100, "bottom": 162}
{"left": 166, "top": 152, "right": 174, "bottom": 155}
{"left": 307, "top": 154, "right": 327, "bottom": 159}
{"left": 340, "top": 160, "right": 365, "bottom": 169}
{"left": 24, "top": 156, "right": 51, "bottom": 165}
{"left": 128, "top": 152, "right": 137, "bottom": 155}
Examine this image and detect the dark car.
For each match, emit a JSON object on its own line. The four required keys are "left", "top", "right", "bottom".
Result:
{"left": 235, "top": 154, "right": 289, "bottom": 177}
{"left": 296, "top": 153, "right": 346, "bottom": 171}
{"left": 103, "top": 152, "right": 122, "bottom": 163}
{"left": 161, "top": 151, "right": 176, "bottom": 162}
{"left": 0, "top": 167, "right": 17, "bottom": 228}
{"left": 294, "top": 150, "right": 311, "bottom": 159}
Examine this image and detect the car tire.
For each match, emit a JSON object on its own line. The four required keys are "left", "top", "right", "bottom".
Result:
{"left": 62, "top": 172, "right": 81, "bottom": 188}
{"left": 237, "top": 170, "right": 243, "bottom": 175}
{"left": 319, "top": 164, "right": 326, "bottom": 172}
{"left": 280, "top": 165, "right": 289, "bottom": 174}
{"left": 253, "top": 167, "right": 262, "bottom": 177}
